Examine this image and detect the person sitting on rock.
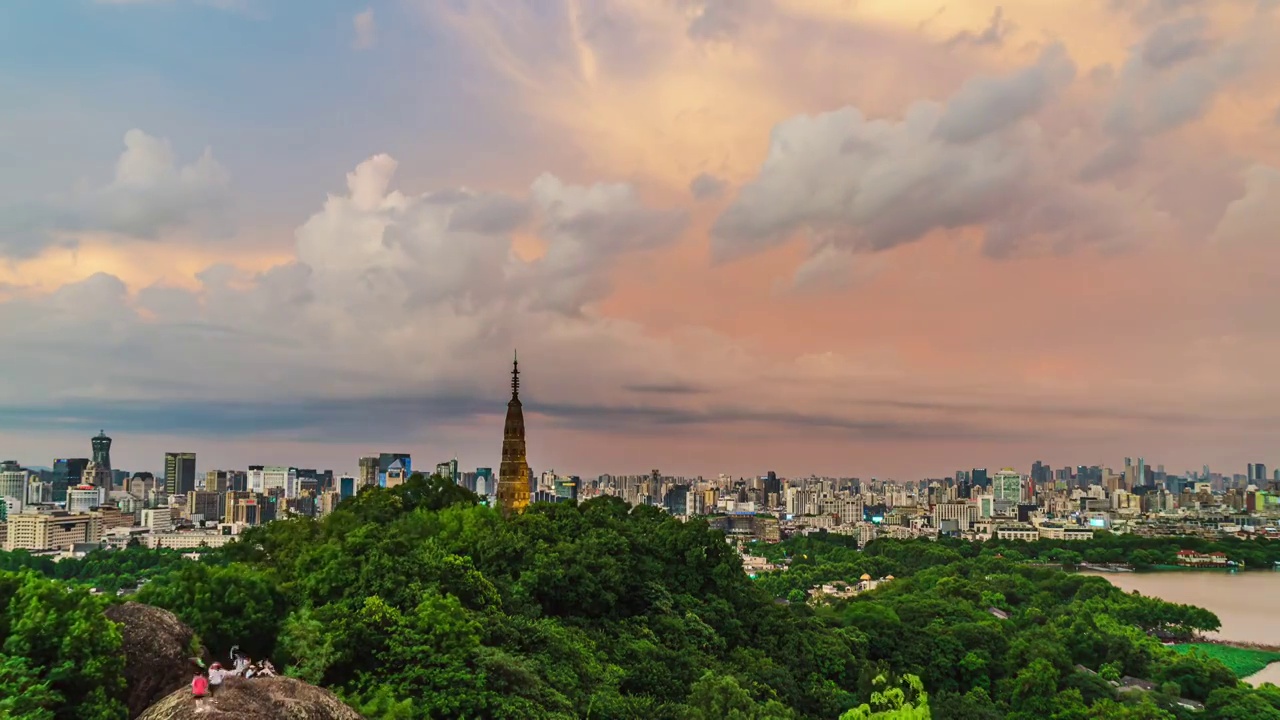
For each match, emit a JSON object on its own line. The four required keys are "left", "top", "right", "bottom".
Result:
{"left": 208, "top": 662, "right": 227, "bottom": 690}
{"left": 230, "top": 645, "right": 250, "bottom": 675}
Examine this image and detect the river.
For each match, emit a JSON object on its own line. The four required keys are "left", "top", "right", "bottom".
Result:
{"left": 1083, "top": 570, "right": 1280, "bottom": 686}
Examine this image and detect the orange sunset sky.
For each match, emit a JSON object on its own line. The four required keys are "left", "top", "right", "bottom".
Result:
{"left": 2, "top": 0, "right": 1279, "bottom": 479}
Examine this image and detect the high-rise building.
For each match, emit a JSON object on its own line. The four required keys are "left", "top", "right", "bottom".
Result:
{"left": 474, "top": 467, "right": 494, "bottom": 495}
{"left": 377, "top": 453, "right": 412, "bottom": 487}
{"left": 247, "top": 466, "right": 298, "bottom": 497}
{"left": 357, "top": 457, "right": 378, "bottom": 488}
{"left": 763, "top": 471, "right": 781, "bottom": 497}
{"left": 91, "top": 430, "right": 113, "bottom": 478}
{"left": 992, "top": 468, "right": 1022, "bottom": 503}
{"left": 497, "top": 352, "right": 531, "bottom": 515}
{"left": 82, "top": 461, "right": 112, "bottom": 489}
{"left": 384, "top": 459, "right": 409, "bottom": 488}
{"left": 186, "top": 491, "right": 223, "bottom": 522}
{"left": 51, "top": 458, "right": 88, "bottom": 503}
{"left": 0, "top": 461, "right": 28, "bottom": 509}
{"left": 435, "top": 458, "right": 459, "bottom": 483}
{"left": 338, "top": 475, "right": 356, "bottom": 499}
{"left": 164, "top": 452, "right": 197, "bottom": 495}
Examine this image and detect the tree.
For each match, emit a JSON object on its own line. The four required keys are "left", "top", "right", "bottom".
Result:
{"left": 840, "top": 674, "right": 930, "bottom": 719}
{"left": 136, "top": 562, "right": 286, "bottom": 659}
{"left": 0, "top": 572, "right": 128, "bottom": 719}
{"left": 0, "top": 654, "right": 58, "bottom": 720}
{"left": 683, "top": 672, "right": 797, "bottom": 720}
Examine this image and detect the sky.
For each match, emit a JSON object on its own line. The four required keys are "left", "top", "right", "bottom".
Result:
{"left": 2, "top": 0, "right": 1280, "bottom": 480}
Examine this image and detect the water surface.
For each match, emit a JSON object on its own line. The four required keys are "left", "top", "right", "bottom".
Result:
{"left": 1083, "top": 570, "right": 1280, "bottom": 686}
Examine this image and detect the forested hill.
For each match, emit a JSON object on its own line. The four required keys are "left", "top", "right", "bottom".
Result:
{"left": 5, "top": 473, "right": 1280, "bottom": 718}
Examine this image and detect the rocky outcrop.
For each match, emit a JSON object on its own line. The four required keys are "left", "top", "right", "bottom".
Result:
{"left": 105, "top": 602, "right": 210, "bottom": 719}
{"left": 137, "top": 676, "right": 363, "bottom": 720}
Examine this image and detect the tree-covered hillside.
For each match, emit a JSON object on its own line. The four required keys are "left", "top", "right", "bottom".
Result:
{"left": 5, "top": 474, "right": 1280, "bottom": 719}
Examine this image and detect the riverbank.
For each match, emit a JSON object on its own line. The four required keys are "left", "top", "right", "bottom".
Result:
{"left": 1170, "top": 643, "right": 1280, "bottom": 677}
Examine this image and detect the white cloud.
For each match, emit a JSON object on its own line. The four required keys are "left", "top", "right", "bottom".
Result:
{"left": 1212, "top": 164, "right": 1280, "bottom": 245}
{"left": 0, "top": 153, "right": 695, "bottom": 412}
{"left": 352, "top": 8, "right": 377, "bottom": 50}
{"left": 933, "top": 43, "right": 1076, "bottom": 143}
{"left": 524, "top": 174, "right": 688, "bottom": 314}
{"left": 1102, "top": 9, "right": 1272, "bottom": 143}
{"left": 0, "top": 129, "right": 231, "bottom": 257}
{"left": 709, "top": 44, "right": 1169, "bottom": 264}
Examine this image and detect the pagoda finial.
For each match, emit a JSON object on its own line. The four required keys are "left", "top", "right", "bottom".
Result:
{"left": 511, "top": 349, "right": 520, "bottom": 398}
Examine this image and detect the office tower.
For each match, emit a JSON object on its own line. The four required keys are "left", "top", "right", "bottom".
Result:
{"left": 164, "top": 452, "right": 197, "bottom": 495}
{"left": 992, "top": 468, "right": 1022, "bottom": 503}
{"left": 377, "top": 453, "right": 412, "bottom": 487}
{"left": 497, "top": 352, "right": 531, "bottom": 515}
{"left": 205, "top": 470, "right": 230, "bottom": 493}
{"left": 358, "top": 456, "right": 378, "bottom": 488}
{"left": 971, "top": 468, "right": 989, "bottom": 489}
{"left": 82, "top": 461, "right": 112, "bottom": 489}
{"left": 763, "top": 470, "right": 781, "bottom": 497}
{"left": 1031, "top": 460, "right": 1049, "bottom": 487}
{"left": 384, "top": 459, "right": 409, "bottom": 489}
{"left": 0, "top": 461, "right": 27, "bottom": 510}
{"left": 435, "top": 458, "right": 459, "bottom": 483}
{"left": 91, "top": 430, "right": 113, "bottom": 478}
{"left": 555, "top": 475, "right": 579, "bottom": 502}
{"left": 475, "top": 467, "right": 494, "bottom": 495}
{"left": 338, "top": 475, "right": 356, "bottom": 500}
{"left": 51, "top": 458, "right": 88, "bottom": 503}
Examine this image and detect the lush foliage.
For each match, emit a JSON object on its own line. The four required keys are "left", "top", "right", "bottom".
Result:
{"left": 13, "top": 482, "right": 1280, "bottom": 719}
{"left": 1171, "top": 644, "right": 1280, "bottom": 679}
{"left": 973, "top": 532, "right": 1280, "bottom": 570}
{"left": 752, "top": 533, "right": 1280, "bottom": 719}
{"left": 0, "top": 544, "right": 193, "bottom": 593}
{"left": 0, "top": 571, "right": 129, "bottom": 719}
{"left": 172, "top": 474, "right": 867, "bottom": 718}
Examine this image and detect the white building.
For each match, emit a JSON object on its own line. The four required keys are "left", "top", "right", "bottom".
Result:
{"left": 146, "top": 530, "right": 234, "bottom": 550}
{"left": 67, "top": 485, "right": 105, "bottom": 514}
{"left": 0, "top": 463, "right": 28, "bottom": 506}
{"left": 249, "top": 466, "right": 299, "bottom": 498}
{"left": 995, "top": 523, "right": 1039, "bottom": 541}
{"left": 141, "top": 507, "right": 172, "bottom": 532}
{"left": 933, "top": 502, "right": 976, "bottom": 532}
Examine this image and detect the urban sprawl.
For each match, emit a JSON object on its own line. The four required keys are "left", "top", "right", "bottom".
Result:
{"left": 5, "top": 360, "right": 1279, "bottom": 562}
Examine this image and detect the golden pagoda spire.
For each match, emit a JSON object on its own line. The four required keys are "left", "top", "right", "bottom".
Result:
{"left": 497, "top": 350, "right": 531, "bottom": 515}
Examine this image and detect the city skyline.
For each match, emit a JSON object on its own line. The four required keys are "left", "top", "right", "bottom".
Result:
{"left": 4, "top": 425, "right": 1276, "bottom": 485}
{"left": 4, "top": 2, "right": 1280, "bottom": 477}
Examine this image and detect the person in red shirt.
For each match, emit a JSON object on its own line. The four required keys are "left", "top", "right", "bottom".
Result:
{"left": 192, "top": 672, "right": 210, "bottom": 711}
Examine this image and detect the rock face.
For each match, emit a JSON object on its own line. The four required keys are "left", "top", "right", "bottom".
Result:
{"left": 105, "top": 602, "right": 210, "bottom": 719}
{"left": 138, "top": 676, "right": 364, "bottom": 720}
